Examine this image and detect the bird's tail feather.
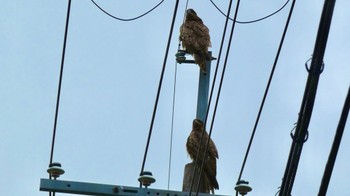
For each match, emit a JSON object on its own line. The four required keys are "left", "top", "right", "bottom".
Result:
{"left": 204, "top": 158, "right": 219, "bottom": 191}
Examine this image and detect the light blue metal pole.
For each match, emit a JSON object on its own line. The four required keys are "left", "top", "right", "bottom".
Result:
{"left": 196, "top": 52, "right": 211, "bottom": 122}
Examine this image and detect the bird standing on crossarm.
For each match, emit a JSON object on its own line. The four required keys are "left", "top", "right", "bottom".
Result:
{"left": 180, "top": 9, "right": 211, "bottom": 74}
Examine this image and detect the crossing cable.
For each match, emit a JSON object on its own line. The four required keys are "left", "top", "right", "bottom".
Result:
{"left": 318, "top": 85, "right": 350, "bottom": 196}
{"left": 200, "top": 0, "right": 240, "bottom": 193}
{"left": 91, "top": 0, "right": 164, "bottom": 22}
{"left": 167, "top": 61, "right": 178, "bottom": 190}
{"left": 236, "top": 0, "right": 297, "bottom": 183}
{"left": 279, "top": 0, "right": 336, "bottom": 194}
{"left": 187, "top": 0, "right": 235, "bottom": 194}
{"left": 191, "top": 0, "right": 242, "bottom": 194}
{"left": 48, "top": 0, "right": 72, "bottom": 196}
{"left": 139, "top": 0, "right": 180, "bottom": 187}
{"left": 209, "top": 0, "right": 290, "bottom": 24}
{"left": 167, "top": 1, "right": 190, "bottom": 189}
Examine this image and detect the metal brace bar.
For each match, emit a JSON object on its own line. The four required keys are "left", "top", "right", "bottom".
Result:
{"left": 40, "top": 179, "right": 227, "bottom": 196}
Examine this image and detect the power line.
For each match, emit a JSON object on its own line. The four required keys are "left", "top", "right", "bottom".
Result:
{"left": 139, "top": 0, "right": 180, "bottom": 187}
{"left": 191, "top": 0, "right": 242, "bottom": 194}
{"left": 187, "top": 0, "right": 235, "bottom": 194}
{"left": 279, "top": 0, "right": 337, "bottom": 194}
{"left": 318, "top": 85, "right": 350, "bottom": 196}
{"left": 167, "top": 62, "right": 178, "bottom": 190}
{"left": 209, "top": 0, "right": 290, "bottom": 24}
{"left": 90, "top": 0, "right": 164, "bottom": 22}
{"left": 49, "top": 0, "right": 72, "bottom": 196}
{"left": 169, "top": 3, "right": 189, "bottom": 185}
{"left": 236, "top": 0, "right": 296, "bottom": 183}
{"left": 203, "top": 0, "right": 241, "bottom": 193}
{"left": 49, "top": 0, "right": 72, "bottom": 167}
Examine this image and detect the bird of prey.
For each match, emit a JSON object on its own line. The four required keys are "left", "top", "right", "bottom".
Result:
{"left": 180, "top": 9, "right": 211, "bottom": 74}
{"left": 186, "top": 119, "right": 219, "bottom": 193}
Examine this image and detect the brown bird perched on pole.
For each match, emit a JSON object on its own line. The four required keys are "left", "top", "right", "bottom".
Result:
{"left": 180, "top": 9, "right": 211, "bottom": 74}
{"left": 186, "top": 119, "right": 219, "bottom": 193}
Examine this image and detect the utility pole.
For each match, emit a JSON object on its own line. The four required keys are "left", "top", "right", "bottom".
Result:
{"left": 196, "top": 52, "right": 212, "bottom": 122}
{"left": 176, "top": 51, "right": 214, "bottom": 193}
{"left": 176, "top": 50, "right": 212, "bottom": 123}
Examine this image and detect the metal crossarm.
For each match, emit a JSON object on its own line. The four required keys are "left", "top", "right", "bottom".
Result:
{"left": 40, "top": 179, "right": 228, "bottom": 196}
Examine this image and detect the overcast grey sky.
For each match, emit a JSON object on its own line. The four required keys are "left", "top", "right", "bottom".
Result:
{"left": 1, "top": 0, "right": 349, "bottom": 195}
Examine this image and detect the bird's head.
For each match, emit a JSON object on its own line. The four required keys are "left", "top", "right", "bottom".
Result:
{"left": 186, "top": 9, "right": 197, "bottom": 16}
{"left": 193, "top": 118, "right": 204, "bottom": 131}
{"left": 185, "top": 9, "right": 201, "bottom": 22}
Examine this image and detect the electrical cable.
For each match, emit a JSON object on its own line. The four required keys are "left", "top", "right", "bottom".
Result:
{"left": 139, "top": 0, "right": 180, "bottom": 187}
{"left": 167, "top": 5, "right": 190, "bottom": 182}
{"left": 279, "top": 0, "right": 336, "bottom": 194}
{"left": 170, "top": 0, "right": 187, "bottom": 184}
{"left": 168, "top": 0, "right": 188, "bottom": 182}
{"left": 275, "top": 188, "right": 281, "bottom": 196}
{"left": 318, "top": 85, "right": 350, "bottom": 196}
{"left": 236, "top": 0, "right": 297, "bottom": 183}
{"left": 209, "top": 0, "right": 290, "bottom": 24}
{"left": 90, "top": 0, "right": 164, "bottom": 22}
{"left": 48, "top": 0, "right": 72, "bottom": 196}
{"left": 190, "top": 0, "right": 242, "bottom": 194}
{"left": 187, "top": 0, "right": 235, "bottom": 194}
{"left": 199, "top": 0, "right": 242, "bottom": 194}
{"left": 167, "top": 61, "right": 178, "bottom": 190}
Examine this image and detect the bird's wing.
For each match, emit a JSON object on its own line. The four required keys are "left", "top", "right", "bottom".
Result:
{"left": 191, "top": 22, "right": 211, "bottom": 48}
{"left": 208, "top": 138, "right": 219, "bottom": 159}
{"left": 186, "top": 131, "right": 200, "bottom": 161}
{"left": 180, "top": 22, "right": 195, "bottom": 50}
